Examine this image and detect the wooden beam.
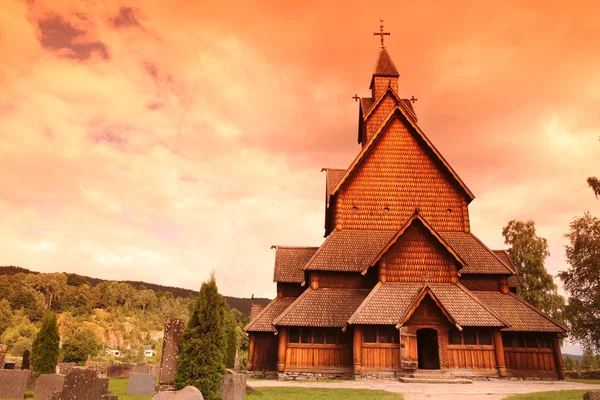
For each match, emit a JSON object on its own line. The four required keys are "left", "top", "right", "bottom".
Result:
{"left": 498, "top": 277, "right": 509, "bottom": 294}
{"left": 492, "top": 329, "right": 507, "bottom": 377}
{"left": 552, "top": 335, "right": 565, "bottom": 380}
{"left": 276, "top": 327, "right": 288, "bottom": 373}
{"left": 353, "top": 326, "right": 362, "bottom": 375}
{"left": 247, "top": 334, "right": 256, "bottom": 371}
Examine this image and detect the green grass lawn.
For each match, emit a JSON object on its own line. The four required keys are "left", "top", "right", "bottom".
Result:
{"left": 108, "top": 378, "right": 152, "bottom": 400}
{"left": 504, "top": 390, "right": 599, "bottom": 400}
{"left": 566, "top": 377, "right": 600, "bottom": 385}
{"left": 247, "top": 387, "right": 403, "bottom": 400}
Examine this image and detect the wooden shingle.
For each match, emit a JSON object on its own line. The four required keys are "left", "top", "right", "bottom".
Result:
{"left": 440, "top": 232, "right": 515, "bottom": 275}
{"left": 272, "top": 246, "right": 318, "bottom": 283}
{"left": 244, "top": 297, "right": 296, "bottom": 333}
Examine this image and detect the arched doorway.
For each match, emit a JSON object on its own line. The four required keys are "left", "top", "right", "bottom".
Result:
{"left": 417, "top": 328, "right": 440, "bottom": 370}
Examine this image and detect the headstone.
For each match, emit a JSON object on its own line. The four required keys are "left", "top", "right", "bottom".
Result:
{"left": 128, "top": 373, "right": 156, "bottom": 396}
{"left": 0, "top": 344, "right": 7, "bottom": 369}
{"left": 4, "top": 360, "right": 16, "bottom": 369}
{"left": 132, "top": 365, "right": 151, "bottom": 374}
{"left": 583, "top": 392, "right": 600, "bottom": 400}
{"left": 0, "top": 369, "right": 30, "bottom": 399}
{"left": 152, "top": 386, "right": 203, "bottom": 400}
{"left": 220, "top": 373, "right": 247, "bottom": 400}
{"left": 85, "top": 354, "right": 92, "bottom": 368}
{"left": 158, "top": 318, "right": 185, "bottom": 387}
{"left": 34, "top": 374, "right": 66, "bottom": 400}
{"left": 106, "top": 363, "right": 133, "bottom": 378}
{"left": 233, "top": 349, "right": 240, "bottom": 371}
{"left": 60, "top": 367, "right": 108, "bottom": 400}
{"left": 22, "top": 349, "right": 31, "bottom": 370}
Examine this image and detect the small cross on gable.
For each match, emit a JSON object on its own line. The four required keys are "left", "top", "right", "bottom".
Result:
{"left": 353, "top": 94, "right": 360, "bottom": 102}
{"left": 409, "top": 96, "right": 418, "bottom": 104}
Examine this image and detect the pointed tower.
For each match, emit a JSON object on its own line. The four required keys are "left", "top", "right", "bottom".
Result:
{"left": 370, "top": 20, "right": 400, "bottom": 100}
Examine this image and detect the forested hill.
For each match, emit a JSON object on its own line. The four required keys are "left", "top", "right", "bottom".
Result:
{"left": 0, "top": 266, "right": 270, "bottom": 316}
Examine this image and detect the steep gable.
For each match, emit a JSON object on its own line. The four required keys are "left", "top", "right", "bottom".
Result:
{"left": 333, "top": 109, "right": 471, "bottom": 232}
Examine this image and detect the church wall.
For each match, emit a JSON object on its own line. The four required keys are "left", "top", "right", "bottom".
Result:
{"left": 502, "top": 332, "right": 558, "bottom": 378}
{"left": 371, "top": 76, "right": 398, "bottom": 103}
{"left": 249, "top": 333, "right": 278, "bottom": 371}
{"left": 277, "top": 283, "right": 305, "bottom": 298}
{"left": 380, "top": 224, "right": 459, "bottom": 283}
{"left": 459, "top": 276, "right": 503, "bottom": 292}
{"left": 285, "top": 327, "right": 353, "bottom": 373}
{"left": 334, "top": 117, "right": 468, "bottom": 232}
{"left": 310, "top": 271, "right": 371, "bottom": 289}
{"left": 365, "top": 92, "right": 397, "bottom": 141}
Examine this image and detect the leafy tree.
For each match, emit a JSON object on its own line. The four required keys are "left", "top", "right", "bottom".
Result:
{"left": 502, "top": 220, "right": 566, "bottom": 319}
{"left": 0, "top": 299, "right": 12, "bottom": 336}
{"left": 61, "top": 325, "right": 102, "bottom": 364}
{"left": 559, "top": 212, "right": 600, "bottom": 353}
{"left": 175, "top": 273, "right": 227, "bottom": 399}
{"left": 563, "top": 355, "right": 575, "bottom": 371}
{"left": 1, "top": 309, "right": 39, "bottom": 356}
{"left": 588, "top": 177, "right": 600, "bottom": 198}
{"left": 30, "top": 312, "right": 60, "bottom": 374}
{"left": 581, "top": 348, "right": 598, "bottom": 371}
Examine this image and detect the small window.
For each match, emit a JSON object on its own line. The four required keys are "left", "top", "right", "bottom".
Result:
{"left": 289, "top": 328, "right": 299, "bottom": 343}
{"left": 538, "top": 336, "right": 551, "bottom": 349}
{"left": 313, "top": 329, "right": 324, "bottom": 344}
{"left": 352, "top": 206, "right": 358, "bottom": 211}
{"left": 449, "top": 328, "right": 462, "bottom": 345}
{"left": 301, "top": 329, "right": 311, "bottom": 344}
{"left": 517, "top": 336, "right": 526, "bottom": 348}
{"left": 384, "top": 207, "right": 390, "bottom": 213}
{"left": 463, "top": 329, "right": 477, "bottom": 345}
{"left": 502, "top": 333, "right": 512, "bottom": 348}
{"left": 479, "top": 330, "right": 492, "bottom": 346}
{"left": 378, "top": 327, "right": 394, "bottom": 343}
{"left": 526, "top": 335, "right": 538, "bottom": 349}
{"left": 363, "top": 327, "right": 377, "bottom": 343}
{"left": 326, "top": 330, "right": 337, "bottom": 345}
{"left": 338, "top": 331, "right": 351, "bottom": 345}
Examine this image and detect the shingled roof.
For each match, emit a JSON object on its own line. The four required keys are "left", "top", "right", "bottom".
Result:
{"left": 244, "top": 296, "right": 296, "bottom": 332}
{"left": 272, "top": 246, "right": 318, "bottom": 283}
{"left": 349, "top": 283, "right": 507, "bottom": 327}
{"left": 439, "top": 232, "right": 514, "bottom": 275}
{"left": 273, "top": 288, "right": 370, "bottom": 327}
{"left": 372, "top": 47, "right": 399, "bottom": 77}
{"left": 322, "top": 168, "right": 346, "bottom": 206}
{"left": 492, "top": 250, "right": 521, "bottom": 288}
{"left": 474, "top": 292, "right": 567, "bottom": 333}
{"left": 303, "top": 229, "right": 396, "bottom": 272}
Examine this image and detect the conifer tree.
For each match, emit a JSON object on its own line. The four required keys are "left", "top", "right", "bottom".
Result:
{"left": 175, "top": 273, "right": 226, "bottom": 399}
{"left": 224, "top": 325, "right": 237, "bottom": 369}
{"left": 30, "top": 312, "right": 60, "bottom": 375}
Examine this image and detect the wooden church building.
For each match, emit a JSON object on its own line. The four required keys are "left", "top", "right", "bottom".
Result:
{"left": 244, "top": 24, "right": 567, "bottom": 380}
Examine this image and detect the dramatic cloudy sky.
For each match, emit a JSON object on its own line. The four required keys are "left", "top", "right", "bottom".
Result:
{"left": 1, "top": 0, "right": 598, "bottom": 335}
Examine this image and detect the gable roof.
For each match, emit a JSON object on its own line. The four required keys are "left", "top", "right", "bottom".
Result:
{"left": 244, "top": 296, "right": 296, "bottom": 333}
{"left": 272, "top": 246, "right": 318, "bottom": 283}
{"left": 363, "top": 86, "right": 417, "bottom": 123}
{"left": 303, "top": 229, "right": 396, "bottom": 272}
{"left": 349, "top": 282, "right": 507, "bottom": 328}
{"left": 439, "top": 232, "right": 515, "bottom": 275}
{"left": 364, "top": 213, "right": 468, "bottom": 274}
{"left": 273, "top": 288, "right": 370, "bottom": 327}
{"left": 474, "top": 291, "right": 567, "bottom": 334}
{"left": 321, "top": 168, "right": 346, "bottom": 206}
{"left": 332, "top": 106, "right": 475, "bottom": 202}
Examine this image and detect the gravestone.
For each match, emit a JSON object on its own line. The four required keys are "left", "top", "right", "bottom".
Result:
{"left": 22, "top": 349, "right": 31, "bottom": 370}
{"left": 128, "top": 373, "right": 156, "bottom": 396}
{"left": 233, "top": 349, "right": 240, "bottom": 371}
{"left": 583, "top": 392, "right": 600, "bottom": 400}
{"left": 0, "top": 369, "right": 30, "bottom": 399}
{"left": 157, "top": 318, "right": 185, "bottom": 388}
{"left": 132, "top": 364, "right": 151, "bottom": 374}
{"left": 152, "top": 386, "right": 203, "bottom": 400}
{"left": 60, "top": 367, "right": 108, "bottom": 400}
{"left": 34, "top": 374, "right": 66, "bottom": 400}
{"left": 106, "top": 363, "right": 133, "bottom": 378}
{"left": 220, "top": 373, "right": 246, "bottom": 400}
{"left": 0, "top": 344, "right": 7, "bottom": 369}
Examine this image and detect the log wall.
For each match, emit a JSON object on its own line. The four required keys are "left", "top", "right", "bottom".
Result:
{"left": 447, "top": 346, "right": 497, "bottom": 370}
{"left": 285, "top": 344, "right": 353, "bottom": 371}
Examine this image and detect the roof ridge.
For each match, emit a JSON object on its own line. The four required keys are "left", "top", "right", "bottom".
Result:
{"left": 272, "top": 245, "right": 319, "bottom": 249}
{"left": 397, "top": 284, "right": 428, "bottom": 326}
{"left": 347, "top": 282, "right": 383, "bottom": 324}
{"left": 452, "top": 283, "right": 511, "bottom": 327}
{"left": 321, "top": 168, "right": 346, "bottom": 172}
{"left": 468, "top": 232, "right": 515, "bottom": 274}
{"left": 271, "top": 289, "right": 312, "bottom": 326}
{"left": 506, "top": 291, "right": 568, "bottom": 332}
{"left": 244, "top": 296, "right": 288, "bottom": 332}
{"left": 363, "top": 85, "right": 416, "bottom": 122}
{"left": 302, "top": 230, "right": 337, "bottom": 271}
{"left": 331, "top": 106, "right": 475, "bottom": 201}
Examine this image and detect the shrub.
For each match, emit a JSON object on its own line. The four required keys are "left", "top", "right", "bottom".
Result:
{"left": 30, "top": 312, "right": 60, "bottom": 374}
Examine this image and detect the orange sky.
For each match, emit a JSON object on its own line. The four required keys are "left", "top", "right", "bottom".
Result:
{"left": 1, "top": 0, "right": 599, "bottom": 317}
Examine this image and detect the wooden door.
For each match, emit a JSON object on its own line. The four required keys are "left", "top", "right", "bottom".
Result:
{"left": 400, "top": 326, "right": 418, "bottom": 370}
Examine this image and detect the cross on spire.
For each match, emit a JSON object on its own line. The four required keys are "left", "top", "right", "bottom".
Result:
{"left": 353, "top": 94, "right": 360, "bottom": 102}
{"left": 409, "top": 96, "right": 418, "bottom": 104}
{"left": 373, "top": 19, "right": 390, "bottom": 48}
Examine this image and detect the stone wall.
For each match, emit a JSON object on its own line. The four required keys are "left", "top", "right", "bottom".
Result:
{"left": 566, "top": 370, "right": 600, "bottom": 380}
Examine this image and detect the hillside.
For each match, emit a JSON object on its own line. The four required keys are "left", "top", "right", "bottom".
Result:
{"left": 0, "top": 266, "right": 270, "bottom": 316}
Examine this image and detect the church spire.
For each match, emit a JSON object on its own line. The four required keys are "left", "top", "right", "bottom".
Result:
{"left": 370, "top": 20, "right": 400, "bottom": 99}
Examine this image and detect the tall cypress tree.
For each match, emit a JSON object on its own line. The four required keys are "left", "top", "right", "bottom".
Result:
{"left": 30, "top": 312, "right": 60, "bottom": 375}
{"left": 175, "top": 273, "right": 226, "bottom": 399}
{"left": 224, "top": 325, "right": 237, "bottom": 369}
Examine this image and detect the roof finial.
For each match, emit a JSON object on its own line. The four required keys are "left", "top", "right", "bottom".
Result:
{"left": 373, "top": 18, "right": 390, "bottom": 48}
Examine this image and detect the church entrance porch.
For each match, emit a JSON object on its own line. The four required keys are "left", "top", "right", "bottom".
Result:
{"left": 417, "top": 328, "right": 440, "bottom": 370}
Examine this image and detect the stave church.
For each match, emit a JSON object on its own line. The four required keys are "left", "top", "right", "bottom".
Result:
{"left": 244, "top": 23, "right": 567, "bottom": 380}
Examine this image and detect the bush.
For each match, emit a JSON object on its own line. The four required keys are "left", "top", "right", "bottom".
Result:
{"left": 175, "top": 274, "right": 226, "bottom": 399}
{"left": 30, "top": 312, "right": 60, "bottom": 374}
{"left": 61, "top": 325, "right": 101, "bottom": 363}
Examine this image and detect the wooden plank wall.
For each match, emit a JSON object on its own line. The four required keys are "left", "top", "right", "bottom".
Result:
{"left": 286, "top": 344, "right": 353, "bottom": 370}
{"left": 361, "top": 344, "right": 401, "bottom": 370}
{"left": 447, "top": 346, "right": 496, "bottom": 370}
{"left": 505, "top": 348, "right": 556, "bottom": 372}
{"left": 252, "top": 333, "right": 278, "bottom": 371}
